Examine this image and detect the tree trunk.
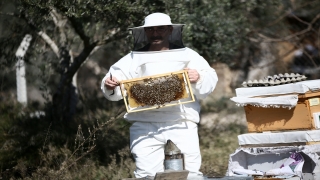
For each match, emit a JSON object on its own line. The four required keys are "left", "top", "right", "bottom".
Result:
{"left": 52, "top": 44, "right": 96, "bottom": 121}
{"left": 15, "top": 34, "right": 32, "bottom": 107}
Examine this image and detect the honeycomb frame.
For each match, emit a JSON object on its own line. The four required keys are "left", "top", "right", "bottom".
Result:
{"left": 119, "top": 70, "right": 195, "bottom": 113}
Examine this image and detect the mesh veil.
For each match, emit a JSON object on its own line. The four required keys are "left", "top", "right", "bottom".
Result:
{"left": 131, "top": 25, "right": 185, "bottom": 51}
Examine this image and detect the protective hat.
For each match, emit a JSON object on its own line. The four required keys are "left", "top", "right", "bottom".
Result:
{"left": 130, "top": 13, "right": 185, "bottom": 51}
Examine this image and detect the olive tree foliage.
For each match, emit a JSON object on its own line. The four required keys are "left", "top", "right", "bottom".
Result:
{"left": 173, "top": 0, "right": 320, "bottom": 74}
{"left": 167, "top": 0, "right": 283, "bottom": 64}
{"left": 0, "top": 0, "right": 166, "bottom": 121}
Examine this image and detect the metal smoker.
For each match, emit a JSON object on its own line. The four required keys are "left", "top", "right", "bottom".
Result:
{"left": 164, "top": 139, "right": 184, "bottom": 171}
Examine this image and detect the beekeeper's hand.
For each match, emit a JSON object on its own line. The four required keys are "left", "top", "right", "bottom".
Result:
{"left": 184, "top": 68, "right": 200, "bottom": 83}
{"left": 104, "top": 75, "right": 120, "bottom": 90}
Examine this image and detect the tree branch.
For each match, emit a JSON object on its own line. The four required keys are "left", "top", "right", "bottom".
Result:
{"left": 257, "top": 13, "right": 320, "bottom": 42}
{"left": 263, "top": 1, "right": 319, "bottom": 29}
{"left": 38, "top": 31, "right": 59, "bottom": 57}
{"left": 95, "top": 29, "right": 126, "bottom": 46}
{"left": 49, "top": 7, "right": 67, "bottom": 46}
{"left": 0, "top": 11, "right": 61, "bottom": 58}
{"left": 66, "top": 31, "right": 127, "bottom": 80}
{"left": 68, "top": 17, "right": 90, "bottom": 47}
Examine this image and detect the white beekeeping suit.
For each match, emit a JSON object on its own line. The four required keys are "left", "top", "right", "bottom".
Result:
{"left": 101, "top": 13, "right": 218, "bottom": 179}
{"left": 101, "top": 48, "right": 217, "bottom": 123}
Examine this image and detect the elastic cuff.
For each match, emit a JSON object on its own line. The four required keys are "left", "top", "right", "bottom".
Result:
{"left": 196, "top": 71, "right": 204, "bottom": 84}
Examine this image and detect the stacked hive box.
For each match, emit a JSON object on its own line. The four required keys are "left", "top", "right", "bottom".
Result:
{"left": 227, "top": 79, "right": 320, "bottom": 180}
{"left": 244, "top": 91, "right": 320, "bottom": 133}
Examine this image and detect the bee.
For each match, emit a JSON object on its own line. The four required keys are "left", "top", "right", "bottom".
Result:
{"left": 129, "top": 74, "right": 186, "bottom": 107}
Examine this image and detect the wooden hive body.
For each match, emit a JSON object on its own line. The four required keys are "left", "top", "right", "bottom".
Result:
{"left": 245, "top": 91, "right": 320, "bottom": 132}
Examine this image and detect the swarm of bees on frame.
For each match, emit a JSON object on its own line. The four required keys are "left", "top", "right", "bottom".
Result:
{"left": 129, "top": 74, "right": 185, "bottom": 108}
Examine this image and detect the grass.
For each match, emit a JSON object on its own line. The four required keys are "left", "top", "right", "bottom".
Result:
{"left": 0, "top": 98, "right": 248, "bottom": 179}
{"left": 199, "top": 121, "right": 247, "bottom": 177}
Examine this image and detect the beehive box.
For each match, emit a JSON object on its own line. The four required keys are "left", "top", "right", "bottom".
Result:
{"left": 119, "top": 70, "right": 195, "bottom": 113}
{"left": 245, "top": 91, "right": 320, "bottom": 133}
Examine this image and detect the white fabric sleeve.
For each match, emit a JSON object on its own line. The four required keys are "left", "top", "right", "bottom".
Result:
{"left": 192, "top": 68, "right": 218, "bottom": 100}
{"left": 187, "top": 50, "right": 218, "bottom": 100}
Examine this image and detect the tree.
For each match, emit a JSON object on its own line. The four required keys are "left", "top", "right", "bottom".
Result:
{"left": 0, "top": 0, "right": 167, "bottom": 121}
{"left": 0, "top": 1, "right": 166, "bottom": 177}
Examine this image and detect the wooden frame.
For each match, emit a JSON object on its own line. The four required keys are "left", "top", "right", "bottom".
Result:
{"left": 119, "top": 70, "right": 195, "bottom": 113}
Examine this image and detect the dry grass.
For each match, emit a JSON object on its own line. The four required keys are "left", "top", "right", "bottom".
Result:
{"left": 199, "top": 101, "right": 247, "bottom": 177}
{"left": 0, "top": 98, "right": 248, "bottom": 179}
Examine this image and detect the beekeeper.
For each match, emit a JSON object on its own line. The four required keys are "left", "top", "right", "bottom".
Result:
{"left": 101, "top": 12, "right": 218, "bottom": 179}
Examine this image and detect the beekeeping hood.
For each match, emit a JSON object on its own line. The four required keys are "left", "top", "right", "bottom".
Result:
{"left": 130, "top": 13, "right": 185, "bottom": 51}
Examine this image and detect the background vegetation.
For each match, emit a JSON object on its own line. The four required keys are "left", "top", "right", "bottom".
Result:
{"left": 0, "top": 0, "right": 319, "bottom": 179}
